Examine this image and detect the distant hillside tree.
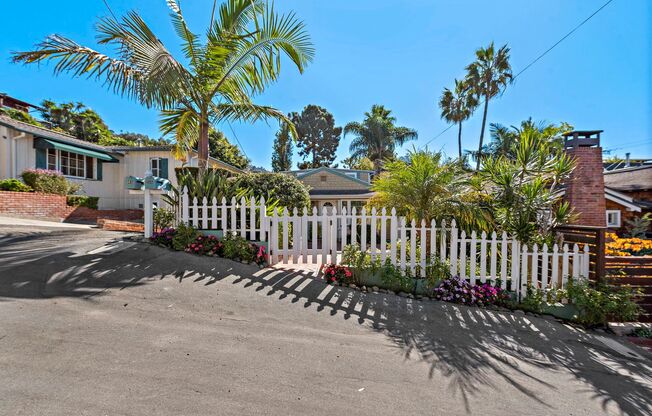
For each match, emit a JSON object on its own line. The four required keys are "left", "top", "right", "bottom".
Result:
{"left": 208, "top": 130, "right": 250, "bottom": 170}
{"left": 293, "top": 105, "right": 341, "bottom": 169}
{"left": 272, "top": 122, "right": 293, "bottom": 172}
{"left": 341, "top": 156, "right": 374, "bottom": 171}
{"left": 39, "top": 100, "right": 114, "bottom": 144}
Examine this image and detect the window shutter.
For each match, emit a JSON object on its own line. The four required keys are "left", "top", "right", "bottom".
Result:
{"left": 97, "top": 160, "right": 103, "bottom": 181}
{"left": 160, "top": 158, "right": 169, "bottom": 179}
{"left": 35, "top": 148, "right": 47, "bottom": 169}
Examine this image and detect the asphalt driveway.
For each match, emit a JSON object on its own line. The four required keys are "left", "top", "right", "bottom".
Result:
{"left": 0, "top": 225, "right": 651, "bottom": 415}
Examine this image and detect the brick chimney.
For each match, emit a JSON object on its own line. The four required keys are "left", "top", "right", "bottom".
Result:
{"left": 563, "top": 130, "right": 606, "bottom": 227}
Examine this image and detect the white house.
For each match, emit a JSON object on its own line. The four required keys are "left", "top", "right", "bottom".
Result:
{"left": 0, "top": 116, "right": 242, "bottom": 210}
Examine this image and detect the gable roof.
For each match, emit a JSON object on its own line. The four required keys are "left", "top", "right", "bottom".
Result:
{"left": 0, "top": 115, "right": 113, "bottom": 153}
{"left": 293, "top": 166, "right": 372, "bottom": 187}
{"left": 0, "top": 115, "right": 243, "bottom": 173}
{"left": 604, "top": 165, "right": 652, "bottom": 191}
{"left": 605, "top": 187, "right": 642, "bottom": 212}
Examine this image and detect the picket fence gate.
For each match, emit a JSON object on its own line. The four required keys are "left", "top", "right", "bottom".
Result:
{"left": 178, "top": 188, "right": 590, "bottom": 298}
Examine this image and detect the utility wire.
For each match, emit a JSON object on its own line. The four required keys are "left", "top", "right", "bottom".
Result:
{"left": 226, "top": 121, "right": 250, "bottom": 161}
{"left": 422, "top": 0, "right": 615, "bottom": 148}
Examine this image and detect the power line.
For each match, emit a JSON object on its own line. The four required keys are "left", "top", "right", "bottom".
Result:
{"left": 422, "top": 0, "right": 615, "bottom": 148}
{"left": 226, "top": 121, "right": 250, "bottom": 161}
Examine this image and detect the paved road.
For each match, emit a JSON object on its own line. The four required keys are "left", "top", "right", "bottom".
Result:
{"left": 1, "top": 225, "right": 651, "bottom": 416}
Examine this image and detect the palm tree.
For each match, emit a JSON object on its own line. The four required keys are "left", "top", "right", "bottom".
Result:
{"left": 369, "top": 148, "right": 490, "bottom": 232}
{"left": 438, "top": 79, "right": 478, "bottom": 159}
{"left": 465, "top": 42, "right": 512, "bottom": 170}
{"left": 344, "top": 105, "right": 417, "bottom": 174}
{"left": 12, "top": 0, "right": 314, "bottom": 168}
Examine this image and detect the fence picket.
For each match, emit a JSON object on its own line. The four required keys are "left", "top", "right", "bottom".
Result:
{"left": 490, "top": 232, "right": 498, "bottom": 284}
{"left": 211, "top": 197, "right": 218, "bottom": 230}
{"left": 439, "top": 219, "right": 447, "bottom": 265}
{"left": 520, "top": 244, "right": 529, "bottom": 298}
{"left": 531, "top": 244, "right": 539, "bottom": 289}
{"left": 311, "top": 207, "right": 318, "bottom": 264}
{"left": 351, "top": 207, "right": 357, "bottom": 247}
{"left": 572, "top": 243, "right": 580, "bottom": 278}
{"left": 511, "top": 239, "right": 520, "bottom": 294}
{"left": 302, "top": 207, "right": 308, "bottom": 263}
{"left": 330, "top": 207, "right": 338, "bottom": 263}
{"left": 181, "top": 187, "right": 189, "bottom": 224}
{"left": 459, "top": 231, "right": 467, "bottom": 280}
{"left": 419, "top": 220, "right": 426, "bottom": 278}
{"left": 230, "top": 197, "right": 237, "bottom": 233}
{"left": 361, "top": 208, "right": 367, "bottom": 252}
{"left": 380, "top": 208, "right": 387, "bottom": 264}
{"left": 192, "top": 197, "right": 199, "bottom": 228}
{"left": 390, "top": 208, "right": 397, "bottom": 265}
{"left": 551, "top": 244, "right": 559, "bottom": 288}
{"left": 470, "top": 231, "right": 477, "bottom": 281}
{"left": 321, "top": 210, "right": 328, "bottom": 264}
{"left": 370, "top": 208, "right": 377, "bottom": 261}
{"left": 201, "top": 197, "right": 208, "bottom": 230}
{"left": 500, "top": 232, "right": 508, "bottom": 289}
{"left": 450, "top": 220, "right": 458, "bottom": 276}
{"left": 430, "top": 219, "right": 437, "bottom": 264}
{"left": 400, "top": 217, "right": 407, "bottom": 272}
{"left": 541, "top": 243, "right": 549, "bottom": 289}
{"left": 220, "top": 197, "right": 227, "bottom": 233}
{"left": 249, "top": 197, "right": 256, "bottom": 240}
{"left": 480, "top": 231, "right": 487, "bottom": 283}
{"left": 281, "top": 208, "right": 289, "bottom": 265}
{"left": 409, "top": 219, "right": 417, "bottom": 276}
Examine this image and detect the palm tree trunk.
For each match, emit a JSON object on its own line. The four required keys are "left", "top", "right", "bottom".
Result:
{"left": 373, "top": 158, "right": 382, "bottom": 175}
{"left": 457, "top": 121, "right": 463, "bottom": 159}
{"left": 198, "top": 119, "right": 210, "bottom": 170}
{"left": 476, "top": 96, "right": 489, "bottom": 170}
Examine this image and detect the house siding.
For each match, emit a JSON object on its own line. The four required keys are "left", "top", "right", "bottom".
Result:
{"left": 300, "top": 171, "right": 369, "bottom": 191}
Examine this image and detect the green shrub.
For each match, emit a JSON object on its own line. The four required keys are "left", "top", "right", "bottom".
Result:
{"left": 153, "top": 208, "right": 175, "bottom": 231}
{"left": 66, "top": 195, "right": 99, "bottom": 209}
{"left": 21, "top": 169, "right": 81, "bottom": 195}
{"left": 236, "top": 172, "right": 310, "bottom": 211}
{"left": 0, "top": 178, "right": 32, "bottom": 192}
{"left": 172, "top": 223, "right": 200, "bottom": 251}
{"left": 566, "top": 279, "right": 641, "bottom": 327}
{"left": 222, "top": 232, "right": 255, "bottom": 261}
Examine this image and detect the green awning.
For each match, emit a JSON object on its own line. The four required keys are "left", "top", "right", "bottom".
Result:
{"left": 34, "top": 137, "right": 118, "bottom": 162}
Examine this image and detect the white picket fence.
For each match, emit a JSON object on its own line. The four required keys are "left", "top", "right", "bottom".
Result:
{"left": 177, "top": 188, "right": 590, "bottom": 297}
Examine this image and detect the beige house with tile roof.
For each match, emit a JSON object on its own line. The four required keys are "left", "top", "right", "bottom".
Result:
{"left": 283, "top": 167, "right": 375, "bottom": 214}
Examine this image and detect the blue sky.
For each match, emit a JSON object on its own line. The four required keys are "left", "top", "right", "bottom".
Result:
{"left": 2, "top": 0, "right": 650, "bottom": 168}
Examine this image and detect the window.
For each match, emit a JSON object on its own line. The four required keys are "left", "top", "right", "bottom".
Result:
{"left": 150, "top": 158, "right": 161, "bottom": 177}
{"left": 345, "top": 172, "right": 357, "bottom": 179}
{"left": 46, "top": 148, "right": 93, "bottom": 179}
{"left": 606, "top": 210, "right": 621, "bottom": 227}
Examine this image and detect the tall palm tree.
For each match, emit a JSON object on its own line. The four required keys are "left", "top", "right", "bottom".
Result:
{"left": 438, "top": 79, "right": 478, "bottom": 159}
{"left": 12, "top": 0, "right": 314, "bottom": 168}
{"left": 344, "top": 105, "right": 417, "bottom": 174}
{"left": 465, "top": 42, "right": 512, "bottom": 170}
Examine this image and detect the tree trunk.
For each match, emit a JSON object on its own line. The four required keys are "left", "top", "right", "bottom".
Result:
{"left": 457, "top": 121, "right": 463, "bottom": 159}
{"left": 198, "top": 119, "right": 209, "bottom": 171}
{"left": 476, "top": 97, "right": 489, "bottom": 171}
{"left": 373, "top": 158, "right": 382, "bottom": 176}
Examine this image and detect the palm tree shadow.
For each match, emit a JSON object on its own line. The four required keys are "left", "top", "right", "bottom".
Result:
{"left": 1, "top": 239, "right": 650, "bottom": 415}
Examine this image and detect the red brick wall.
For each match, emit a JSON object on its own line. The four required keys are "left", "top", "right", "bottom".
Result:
{"left": 0, "top": 191, "right": 143, "bottom": 223}
{"left": 0, "top": 191, "right": 71, "bottom": 219}
{"left": 564, "top": 147, "right": 607, "bottom": 227}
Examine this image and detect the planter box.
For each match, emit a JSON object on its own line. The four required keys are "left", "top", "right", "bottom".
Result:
{"left": 541, "top": 303, "right": 579, "bottom": 321}
{"left": 200, "top": 230, "right": 224, "bottom": 239}
{"left": 352, "top": 268, "right": 435, "bottom": 295}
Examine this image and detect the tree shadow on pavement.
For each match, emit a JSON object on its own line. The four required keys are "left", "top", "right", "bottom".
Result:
{"left": 1, "top": 238, "right": 650, "bottom": 415}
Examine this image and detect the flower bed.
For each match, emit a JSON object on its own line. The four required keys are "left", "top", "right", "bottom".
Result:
{"left": 606, "top": 232, "right": 652, "bottom": 256}
{"left": 149, "top": 225, "right": 267, "bottom": 267}
{"left": 433, "top": 276, "right": 511, "bottom": 307}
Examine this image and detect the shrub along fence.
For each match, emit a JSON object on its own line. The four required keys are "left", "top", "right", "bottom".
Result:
{"left": 178, "top": 187, "right": 590, "bottom": 299}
